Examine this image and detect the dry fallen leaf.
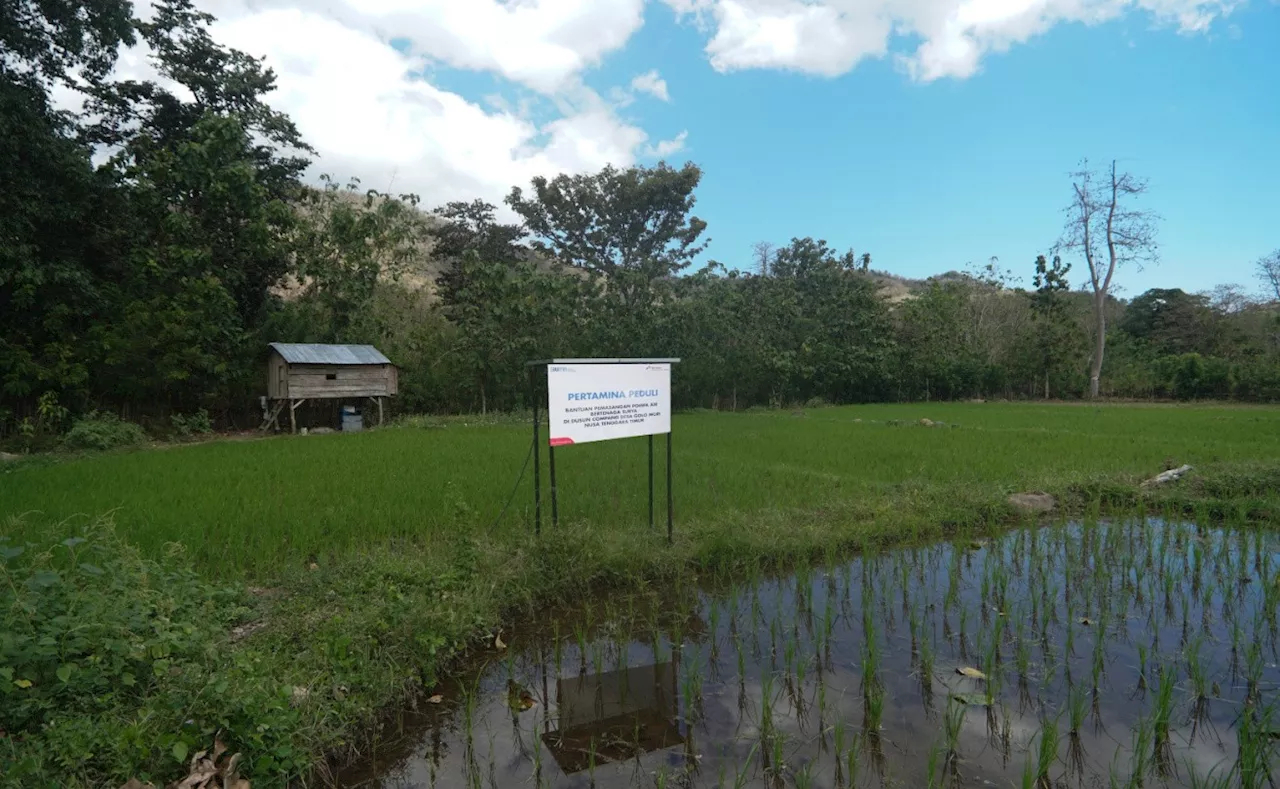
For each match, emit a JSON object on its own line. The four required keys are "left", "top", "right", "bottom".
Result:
{"left": 119, "top": 780, "right": 156, "bottom": 789}
{"left": 494, "top": 631, "right": 506, "bottom": 650}
{"left": 956, "top": 666, "right": 987, "bottom": 680}
{"left": 427, "top": 694, "right": 444, "bottom": 704}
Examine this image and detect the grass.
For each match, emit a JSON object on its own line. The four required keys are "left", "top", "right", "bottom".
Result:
{"left": 2, "top": 402, "right": 1280, "bottom": 788}
{"left": 3, "top": 402, "right": 1279, "bottom": 573}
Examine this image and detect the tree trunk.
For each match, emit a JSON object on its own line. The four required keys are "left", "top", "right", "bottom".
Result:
{"left": 1089, "top": 291, "right": 1106, "bottom": 399}
{"left": 480, "top": 380, "right": 487, "bottom": 415}
{"left": 1044, "top": 370, "right": 1050, "bottom": 400}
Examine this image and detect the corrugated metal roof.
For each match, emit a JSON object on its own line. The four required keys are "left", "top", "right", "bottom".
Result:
{"left": 269, "top": 343, "right": 392, "bottom": 365}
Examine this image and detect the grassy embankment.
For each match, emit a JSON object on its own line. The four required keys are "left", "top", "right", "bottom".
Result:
{"left": 2, "top": 402, "right": 1278, "bottom": 787}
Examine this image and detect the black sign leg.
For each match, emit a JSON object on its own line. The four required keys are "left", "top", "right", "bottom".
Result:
{"left": 648, "top": 434, "right": 655, "bottom": 530}
{"left": 530, "top": 366, "right": 541, "bottom": 537}
{"left": 666, "top": 429, "right": 674, "bottom": 545}
{"left": 549, "top": 443, "right": 559, "bottom": 530}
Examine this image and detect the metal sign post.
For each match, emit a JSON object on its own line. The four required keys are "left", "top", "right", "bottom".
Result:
{"left": 526, "top": 358, "right": 678, "bottom": 543}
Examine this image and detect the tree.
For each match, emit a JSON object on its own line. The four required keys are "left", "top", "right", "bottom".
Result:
{"left": 1028, "top": 254, "right": 1079, "bottom": 398}
{"left": 1257, "top": 249, "right": 1280, "bottom": 302}
{"left": 750, "top": 241, "right": 775, "bottom": 276}
{"left": 85, "top": 0, "right": 312, "bottom": 197}
{"left": 293, "top": 177, "right": 426, "bottom": 341}
{"left": 430, "top": 199, "right": 527, "bottom": 308}
{"left": 1120, "top": 288, "right": 1219, "bottom": 357}
{"left": 1, "top": 0, "right": 134, "bottom": 87}
{"left": 505, "top": 162, "right": 708, "bottom": 306}
{"left": 1057, "top": 159, "right": 1159, "bottom": 398}
{"left": 1, "top": 0, "right": 135, "bottom": 412}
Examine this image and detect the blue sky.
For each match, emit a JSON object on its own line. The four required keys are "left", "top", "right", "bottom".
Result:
{"left": 197, "top": 0, "right": 1279, "bottom": 297}
{"left": 588, "top": 3, "right": 1279, "bottom": 295}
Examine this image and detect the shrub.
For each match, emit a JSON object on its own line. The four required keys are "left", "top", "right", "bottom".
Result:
{"left": 170, "top": 409, "right": 214, "bottom": 439}
{"left": 62, "top": 413, "right": 148, "bottom": 452}
{"left": 0, "top": 521, "right": 254, "bottom": 787}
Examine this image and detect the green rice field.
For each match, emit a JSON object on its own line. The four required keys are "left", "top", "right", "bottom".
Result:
{"left": 3, "top": 402, "right": 1279, "bottom": 575}
{"left": 3, "top": 401, "right": 1280, "bottom": 788}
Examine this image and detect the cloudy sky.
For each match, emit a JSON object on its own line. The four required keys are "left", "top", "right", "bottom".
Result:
{"left": 129, "top": 0, "right": 1278, "bottom": 293}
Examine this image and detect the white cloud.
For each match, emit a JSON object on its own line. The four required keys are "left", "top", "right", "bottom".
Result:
{"left": 223, "top": 0, "right": 648, "bottom": 95}
{"left": 631, "top": 70, "right": 672, "bottom": 101}
{"left": 645, "top": 131, "right": 690, "bottom": 158}
{"left": 663, "top": 0, "right": 1238, "bottom": 81}
{"left": 94, "top": 1, "right": 668, "bottom": 214}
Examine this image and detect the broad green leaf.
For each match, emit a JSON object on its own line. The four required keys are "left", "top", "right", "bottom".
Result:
{"left": 78, "top": 563, "right": 105, "bottom": 576}
{"left": 172, "top": 741, "right": 188, "bottom": 763}
{"left": 29, "top": 570, "right": 60, "bottom": 588}
{"left": 62, "top": 537, "right": 87, "bottom": 548}
{"left": 14, "top": 678, "right": 33, "bottom": 689}
{"left": 57, "top": 664, "right": 74, "bottom": 683}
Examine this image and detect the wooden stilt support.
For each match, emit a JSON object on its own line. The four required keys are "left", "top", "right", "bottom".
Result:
{"left": 288, "top": 398, "right": 306, "bottom": 434}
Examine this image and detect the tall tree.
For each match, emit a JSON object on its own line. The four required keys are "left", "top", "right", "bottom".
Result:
{"left": 1028, "top": 254, "right": 1078, "bottom": 398}
{"left": 1, "top": 0, "right": 134, "bottom": 87}
{"left": 1057, "top": 159, "right": 1159, "bottom": 398}
{"left": 1257, "top": 249, "right": 1280, "bottom": 302}
{"left": 505, "top": 162, "right": 708, "bottom": 306}
{"left": 1, "top": 0, "right": 135, "bottom": 411}
{"left": 85, "top": 0, "right": 311, "bottom": 197}
{"left": 750, "top": 241, "right": 775, "bottom": 276}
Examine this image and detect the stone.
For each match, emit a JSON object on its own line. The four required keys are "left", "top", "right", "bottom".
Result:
{"left": 1142, "top": 464, "right": 1193, "bottom": 488}
{"left": 1008, "top": 492, "right": 1056, "bottom": 514}
{"left": 0, "top": 452, "right": 18, "bottom": 463}
{"left": 919, "top": 418, "right": 935, "bottom": 427}
{"left": 310, "top": 426, "right": 336, "bottom": 435}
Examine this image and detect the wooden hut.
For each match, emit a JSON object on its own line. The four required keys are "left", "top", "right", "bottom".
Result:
{"left": 263, "top": 343, "right": 398, "bottom": 433}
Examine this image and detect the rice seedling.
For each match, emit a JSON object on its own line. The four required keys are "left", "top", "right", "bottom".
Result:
{"left": 943, "top": 695, "right": 966, "bottom": 773}
{"left": 925, "top": 741, "right": 944, "bottom": 788}
{"left": 1151, "top": 663, "right": 1176, "bottom": 774}
{"left": 1239, "top": 701, "right": 1278, "bottom": 789}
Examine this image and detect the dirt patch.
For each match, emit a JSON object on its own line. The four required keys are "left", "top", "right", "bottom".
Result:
{"left": 1008, "top": 491, "right": 1056, "bottom": 514}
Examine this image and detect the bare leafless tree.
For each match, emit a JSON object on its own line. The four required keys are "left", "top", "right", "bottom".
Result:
{"left": 1057, "top": 159, "right": 1159, "bottom": 398}
{"left": 1257, "top": 249, "right": 1280, "bottom": 302}
{"left": 1204, "top": 283, "right": 1254, "bottom": 314}
{"left": 751, "top": 240, "right": 775, "bottom": 277}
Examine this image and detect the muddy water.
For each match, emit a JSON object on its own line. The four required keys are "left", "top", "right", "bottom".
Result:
{"left": 341, "top": 521, "right": 1280, "bottom": 788}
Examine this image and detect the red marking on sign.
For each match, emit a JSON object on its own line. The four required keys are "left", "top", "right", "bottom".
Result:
{"left": 549, "top": 437, "right": 575, "bottom": 446}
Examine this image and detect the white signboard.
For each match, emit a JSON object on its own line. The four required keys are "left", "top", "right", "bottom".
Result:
{"left": 547, "top": 363, "right": 671, "bottom": 446}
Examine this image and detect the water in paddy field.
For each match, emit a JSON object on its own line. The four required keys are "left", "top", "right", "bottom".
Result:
{"left": 341, "top": 521, "right": 1280, "bottom": 788}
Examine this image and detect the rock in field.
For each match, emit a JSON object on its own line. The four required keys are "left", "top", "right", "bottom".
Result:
{"left": 1008, "top": 492, "right": 1056, "bottom": 514}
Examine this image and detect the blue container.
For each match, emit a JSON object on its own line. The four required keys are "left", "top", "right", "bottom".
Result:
{"left": 341, "top": 406, "right": 363, "bottom": 432}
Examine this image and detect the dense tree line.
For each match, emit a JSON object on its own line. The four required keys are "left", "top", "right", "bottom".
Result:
{"left": 3, "top": 1, "right": 1279, "bottom": 443}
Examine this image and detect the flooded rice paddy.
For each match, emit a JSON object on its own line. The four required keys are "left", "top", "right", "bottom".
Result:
{"left": 345, "top": 520, "right": 1280, "bottom": 788}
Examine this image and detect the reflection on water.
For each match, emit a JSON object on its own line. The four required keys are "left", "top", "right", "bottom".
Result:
{"left": 544, "top": 662, "right": 683, "bottom": 774}
{"left": 341, "top": 520, "right": 1280, "bottom": 788}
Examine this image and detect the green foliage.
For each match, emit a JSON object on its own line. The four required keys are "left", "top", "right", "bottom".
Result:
{"left": 292, "top": 177, "right": 426, "bottom": 341}
{"left": 170, "top": 409, "right": 213, "bottom": 438}
{"left": 0, "top": 521, "right": 254, "bottom": 787}
{"left": 507, "top": 161, "right": 708, "bottom": 306}
{"left": 61, "top": 412, "right": 148, "bottom": 451}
